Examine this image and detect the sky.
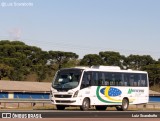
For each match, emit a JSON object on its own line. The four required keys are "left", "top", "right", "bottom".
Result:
{"left": 0, "top": 0, "right": 160, "bottom": 59}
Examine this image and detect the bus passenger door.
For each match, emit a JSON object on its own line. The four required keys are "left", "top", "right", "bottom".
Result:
{"left": 80, "top": 71, "right": 92, "bottom": 102}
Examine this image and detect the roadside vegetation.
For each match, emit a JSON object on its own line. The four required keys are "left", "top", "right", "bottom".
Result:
{"left": 0, "top": 40, "right": 160, "bottom": 92}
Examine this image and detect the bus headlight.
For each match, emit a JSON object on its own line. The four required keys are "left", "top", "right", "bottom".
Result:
{"left": 50, "top": 90, "right": 53, "bottom": 97}
{"left": 73, "top": 91, "right": 79, "bottom": 97}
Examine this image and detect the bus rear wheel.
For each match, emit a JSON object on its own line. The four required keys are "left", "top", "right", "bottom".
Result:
{"left": 95, "top": 106, "right": 107, "bottom": 110}
{"left": 56, "top": 105, "right": 65, "bottom": 110}
{"left": 116, "top": 98, "right": 129, "bottom": 111}
{"left": 80, "top": 98, "right": 90, "bottom": 111}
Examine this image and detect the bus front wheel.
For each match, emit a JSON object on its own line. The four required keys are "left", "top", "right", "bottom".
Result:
{"left": 80, "top": 98, "right": 90, "bottom": 111}
{"left": 56, "top": 105, "right": 65, "bottom": 110}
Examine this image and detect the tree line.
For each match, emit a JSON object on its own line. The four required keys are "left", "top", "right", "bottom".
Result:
{"left": 0, "top": 40, "right": 160, "bottom": 88}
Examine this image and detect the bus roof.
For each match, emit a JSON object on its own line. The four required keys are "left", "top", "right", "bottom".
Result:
{"left": 71, "top": 66, "right": 147, "bottom": 74}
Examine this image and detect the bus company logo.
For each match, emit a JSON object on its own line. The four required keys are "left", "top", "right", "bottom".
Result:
{"left": 128, "top": 89, "right": 133, "bottom": 94}
{"left": 128, "top": 88, "right": 144, "bottom": 94}
{"left": 100, "top": 87, "right": 122, "bottom": 97}
{"left": 96, "top": 86, "right": 122, "bottom": 103}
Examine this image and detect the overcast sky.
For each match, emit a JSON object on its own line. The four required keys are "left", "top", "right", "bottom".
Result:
{"left": 0, "top": 0, "right": 160, "bottom": 59}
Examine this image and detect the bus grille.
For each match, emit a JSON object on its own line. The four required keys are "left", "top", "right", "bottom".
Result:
{"left": 54, "top": 94, "right": 72, "bottom": 98}
{"left": 56, "top": 100, "right": 76, "bottom": 103}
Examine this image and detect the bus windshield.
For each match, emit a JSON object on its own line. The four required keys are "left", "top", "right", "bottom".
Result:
{"left": 52, "top": 69, "right": 83, "bottom": 91}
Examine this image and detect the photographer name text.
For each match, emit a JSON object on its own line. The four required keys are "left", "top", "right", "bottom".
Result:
{"left": 0, "top": 2, "right": 33, "bottom": 7}
{"left": 132, "top": 113, "right": 158, "bottom": 118}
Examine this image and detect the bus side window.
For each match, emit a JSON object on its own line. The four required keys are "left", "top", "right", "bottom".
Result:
{"left": 115, "top": 73, "right": 123, "bottom": 86}
{"left": 129, "top": 74, "right": 134, "bottom": 86}
{"left": 133, "top": 74, "right": 139, "bottom": 86}
{"left": 110, "top": 73, "right": 115, "bottom": 86}
{"left": 104, "top": 80, "right": 109, "bottom": 85}
{"left": 129, "top": 79, "right": 134, "bottom": 86}
{"left": 101, "top": 73, "right": 105, "bottom": 85}
{"left": 98, "top": 72, "right": 106, "bottom": 86}
{"left": 133, "top": 81, "right": 137, "bottom": 86}
{"left": 139, "top": 74, "right": 147, "bottom": 87}
{"left": 81, "top": 72, "right": 91, "bottom": 89}
{"left": 124, "top": 73, "right": 129, "bottom": 86}
{"left": 104, "top": 72, "right": 110, "bottom": 86}
{"left": 92, "top": 72, "right": 98, "bottom": 86}
{"left": 120, "top": 73, "right": 125, "bottom": 86}
{"left": 141, "top": 80, "right": 145, "bottom": 86}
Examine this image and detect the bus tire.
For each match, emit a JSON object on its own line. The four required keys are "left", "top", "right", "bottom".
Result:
{"left": 95, "top": 106, "right": 107, "bottom": 110}
{"left": 80, "top": 98, "right": 90, "bottom": 111}
{"left": 116, "top": 98, "right": 129, "bottom": 111}
{"left": 122, "top": 98, "right": 129, "bottom": 111}
{"left": 56, "top": 105, "right": 65, "bottom": 110}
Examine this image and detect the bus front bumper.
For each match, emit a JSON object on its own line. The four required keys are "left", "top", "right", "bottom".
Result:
{"left": 50, "top": 97, "right": 83, "bottom": 106}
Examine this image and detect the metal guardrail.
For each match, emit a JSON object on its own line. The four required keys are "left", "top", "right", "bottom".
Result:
{"left": 0, "top": 99, "right": 50, "bottom": 103}
{"left": 148, "top": 102, "right": 160, "bottom": 105}
{"left": 146, "top": 102, "right": 160, "bottom": 109}
{"left": 134, "top": 102, "right": 160, "bottom": 110}
{"left": 0, "top": 99, "right": 51, "bottom": 109}
{"left": 0, "top": 99, "right": 160, "bottom": 109}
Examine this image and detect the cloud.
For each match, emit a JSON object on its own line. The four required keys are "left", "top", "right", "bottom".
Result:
{"left": 8, "top": 28, "right": 22, "bottom": 40}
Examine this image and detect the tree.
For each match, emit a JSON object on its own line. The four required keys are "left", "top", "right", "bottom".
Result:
{"left": 63, "top": 59, "right": 80, "bottom": 68}
{"left": 80, "top": 54, "right": 103, "bottom": 66}
{"left": 99, "top": 51, "right": 125, "bottom": 68}
{"left": 49, "top": 51, "right": 79, "bottom": 69}
{"left": 0, "top": 40, "right": 25, "bottom": 45}
{"left": 0, "top": 64, "right": 13, "bottom": 80}
{"left": 0, "top": 40, "right": 50, "bottom": 81}
{"left": 1, "top": 40, "right": 160, "bottom": 85}
{"left": 125, "top": 55, "right": 155, "bottom": 70}
{"left": 142, "top": 64, "right": 160, "bottom": 86}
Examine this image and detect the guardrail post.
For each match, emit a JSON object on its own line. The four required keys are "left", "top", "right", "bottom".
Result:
{"left": 153, "top": 104, "right": 155, "bottom": 109}
{"left": 18, "top": 102, "right": 20, "bottom": 108}
{"left": 4, "top": 102, "right": 6, "bottom": 108}
{"left": 31, "top": 102, "right": 36, "bottom": 107}
{"left": 143, "top": 104, "right": 146, "bottom": 110}
{"left": 43, "top": 103, "right": 44, "bottom": 107}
